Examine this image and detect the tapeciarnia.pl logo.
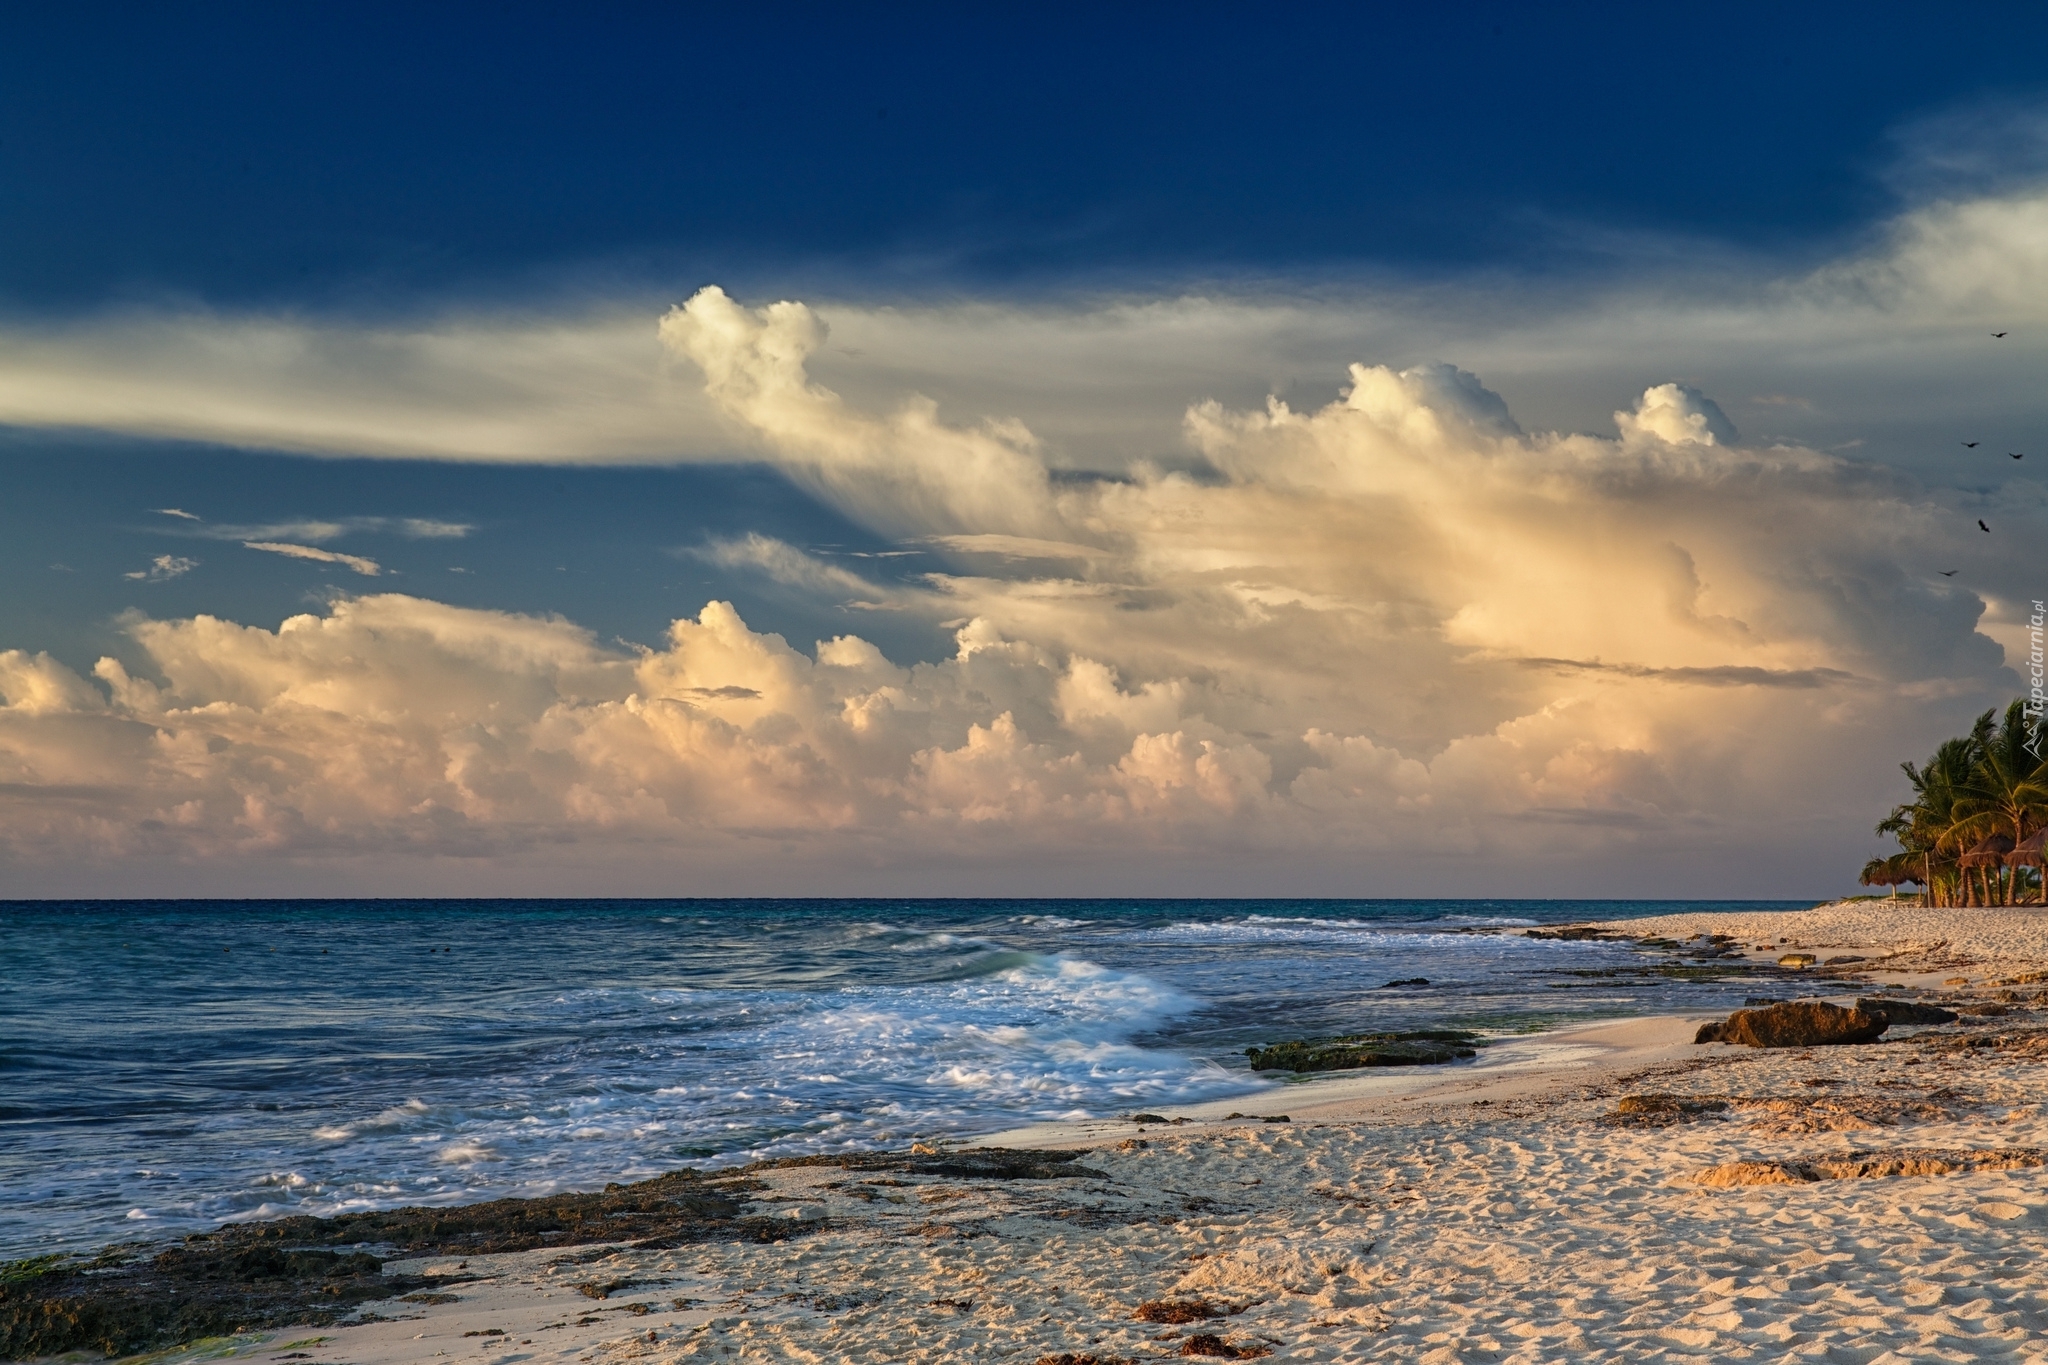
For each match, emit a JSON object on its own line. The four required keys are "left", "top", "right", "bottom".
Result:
{"left": 2028, "top": 598, "right": 2045, "bottom": 761}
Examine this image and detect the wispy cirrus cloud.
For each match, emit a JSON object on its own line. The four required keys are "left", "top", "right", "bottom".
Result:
{"left": 242, "top": 542, "right": 382, "bottom": 576}
{"left": 169, "top": 516, "right": 474, "bottom": 543}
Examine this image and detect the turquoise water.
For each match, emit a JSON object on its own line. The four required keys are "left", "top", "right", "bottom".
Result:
{"left": 0, "top": 898, "right": 1801, "bottom": 1256}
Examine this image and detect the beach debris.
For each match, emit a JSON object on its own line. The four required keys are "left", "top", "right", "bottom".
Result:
{"left": 1857, "top": 998, "right": 1957, "bottom": 1026}
{"left": 1034, "top": 1354, "right": 1135, "bottom": 1365}
{"left": 1693, "top": 1001, "right": 1889, "bottom": 1048}
{"left": 1245, "top": 1030, "right": 1480, "bottom": 1072}
{"left": 1690, "top": 1147, "right": 2043, "bottom": 1187}
{"left": 1599, "top": 1095, "right": 1729, "bottom": 1128}
{"left": 1136, "top": 1298, "right": 1224, "bottom": 1324}
{"left": 1178, "top": 1332, "right": 1273, "bottom": 1358}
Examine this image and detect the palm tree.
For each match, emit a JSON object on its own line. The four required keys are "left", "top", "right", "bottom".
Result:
{"left": 1878, "top": 721, "right": 1987, "bottom": 906}
{"left": 1952, "top": 700, "right": 2048, "bottom": 905}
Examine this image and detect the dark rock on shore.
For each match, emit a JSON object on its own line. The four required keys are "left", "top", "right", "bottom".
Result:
{"left": 0, "top": 1165, "right": 800, "bottom": 1361}
{"left": 1694, "top": 1001, "right": 1889, "bottom": 1048}
{"left": 753, "top": 1147, "right": 1105, "bottom": 1181}
{"left": 0, "top": 1242, "right": 431, "bottom": 1362}
{"left": 1858, "top": 998, "right": 1958, "bottom": 1026}
{"left": 1245, "top": 1030, "right": 1481, "bottom": 1072}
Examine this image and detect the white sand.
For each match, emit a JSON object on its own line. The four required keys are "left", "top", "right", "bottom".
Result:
{"left": 1613, "top": 898, "right": 2048, "bottom": 986}
{"left": 103, "top": 904, "right": 2048, "bottom": 1365}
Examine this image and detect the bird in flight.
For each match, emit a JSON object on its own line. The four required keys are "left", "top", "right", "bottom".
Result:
{"left": 1963, "top": 441, "right": 1980, "bottom": 447}
{"left": 2013, "top": 452, "right": 2025, "bottom": 459}
{"left": 1992, "top": 331, "right": 2008, "bottom": 338}
{"left": 1940, "top": 569, "right": 1959, "bottom": 576}
{"left": 1979, "top": 520, "right": 1991, "bottom": 532}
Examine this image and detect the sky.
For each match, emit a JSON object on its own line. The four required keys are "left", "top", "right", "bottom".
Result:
{"left": 2, "top": 4, "right": 2045, "bottom": 897}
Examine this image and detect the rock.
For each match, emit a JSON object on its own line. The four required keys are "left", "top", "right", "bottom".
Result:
{"left": 1824, "top": 955, "right": 1866, "bottom": 966}
{"left": 1857, "top": 998, "right": 1957, "bottom": 1026}
{"left": 1380, "top": 977, "right": 1429, "bottom": 988}
{"left": 1778, "top": 953, "right": 1818, "bottom": 968}
{"left": 1245, "top": 1030, "right": 1480, "bottom": 1072}
{"left": 1694, "top": 1001, "right": 1889, "bottom": 1048}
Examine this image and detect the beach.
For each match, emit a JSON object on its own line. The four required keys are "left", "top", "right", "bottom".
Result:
{"left": 16, "top": 898, "right": 2048, "bottom": 1365}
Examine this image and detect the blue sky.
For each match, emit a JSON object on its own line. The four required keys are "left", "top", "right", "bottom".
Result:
{"left": 2, "top": 5, "right": 2043, "bottom": 895}
{"left": 7, "top": 5, "right": 2048, "bottom": 306}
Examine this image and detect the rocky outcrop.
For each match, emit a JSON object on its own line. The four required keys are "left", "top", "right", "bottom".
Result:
{"left": 1694, "top": 1001, "right": 1889, "bottom": 1047}
{"left": 1245, "top": 1030, "right": 1480, "bottom": 1072}
{"left": 1857, "top": 997, "right": 1958, "bottom": 1026}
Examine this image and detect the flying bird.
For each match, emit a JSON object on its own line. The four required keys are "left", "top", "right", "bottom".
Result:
{"left": 1992, "top": 331, "right": 2008, "bottom": 338}
{"left": 2013, "top": 452, "right": 2025, "bottom": 459}
{"left": 1963, "top": 441, "right": 1980, "bottom": 448}
{"left": 1940, "top": 570, "right": 1958, "bottom": 576}
{"left": 1979, "top": 520, "right": 1991, "bottom": 532}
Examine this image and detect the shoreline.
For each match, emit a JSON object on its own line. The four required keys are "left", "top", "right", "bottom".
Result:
{"left": 13, "top": 897, "right": 2048, "bottom": 1363}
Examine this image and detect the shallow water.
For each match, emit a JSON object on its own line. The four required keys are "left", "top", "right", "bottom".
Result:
{"left": 0, "top": 897, "right": 1801, "bottom": 1256}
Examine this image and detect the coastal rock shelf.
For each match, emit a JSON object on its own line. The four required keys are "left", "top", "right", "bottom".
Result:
{"left": 1244, "top": 1031, "right": 1482, "bottom": 1072}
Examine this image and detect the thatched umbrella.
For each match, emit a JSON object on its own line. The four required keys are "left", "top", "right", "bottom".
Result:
{"left": 1860, "top": 853, "right": 1924, "bottom": 900}
{"left": 1960, "top": 833, "right": 2018, "bottom": 905}
{"left": 2011, "top": 830, "right": 2046, "bottom": 904}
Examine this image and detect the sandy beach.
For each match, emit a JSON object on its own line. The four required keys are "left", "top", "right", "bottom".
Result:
{"left": 25, "top": 899, "right": 2048, "bottom": 1365}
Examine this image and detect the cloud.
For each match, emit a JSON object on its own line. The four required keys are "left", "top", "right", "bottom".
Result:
{"left": 0, "top": 184, "right": 2044, "bottom": 494}
{"left": 153, "top": 508, "right": 200, "bottom": 520}
{"left": 0, "top": 296, "right": 2022, "bottom": 891}
{"left": 181, "top": 517, "right": 475, "bottom": 543}
{"left": 687, "top": 533, "right": 896, "bottom": 602}
{"left": 242, "top": 542, "right": 382, "bottom": 576}
{"left": 123, "top": 555, "right": 197, "bottom": 581}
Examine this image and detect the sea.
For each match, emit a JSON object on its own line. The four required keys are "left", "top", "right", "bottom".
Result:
{"left": 0, "top": 898, "right": 1807, "bottom": 1259}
